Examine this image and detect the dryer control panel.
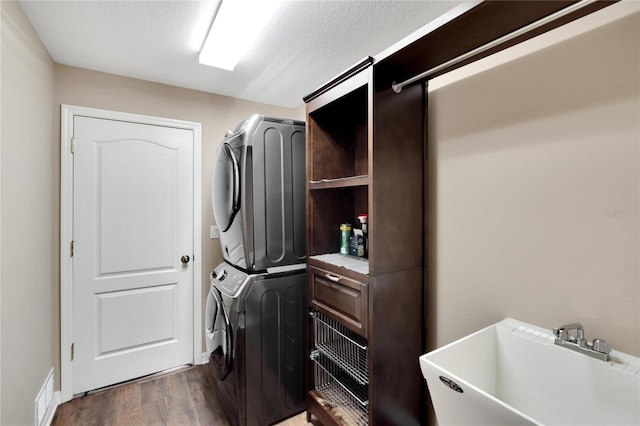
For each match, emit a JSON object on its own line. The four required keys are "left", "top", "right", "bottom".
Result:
{"left": 211, "top": 264, "right": 249, "bottom": 297}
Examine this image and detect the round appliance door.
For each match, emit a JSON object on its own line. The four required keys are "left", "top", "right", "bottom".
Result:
{"left": 204, "top": 286, "right": 218, "bottom": 355}
{"left": 208, "top": 286, "right": 232, "bottom": 381}
{"left": 212, "top": 141, "right": 241, "bottom": 232}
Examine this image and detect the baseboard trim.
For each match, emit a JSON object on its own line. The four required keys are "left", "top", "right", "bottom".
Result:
{"left": 35, "top": 368, "right": 58, "bottom": 426}
{"left": 43, "top": 392, "right": 61, "bottom": 426}
{"left": 201, "top": 352, "right": 209, "bottom": 365}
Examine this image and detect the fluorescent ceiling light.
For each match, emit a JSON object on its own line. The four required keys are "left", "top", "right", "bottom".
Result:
{"left": 199, "top": 0, "right": 283, "bottom": 71}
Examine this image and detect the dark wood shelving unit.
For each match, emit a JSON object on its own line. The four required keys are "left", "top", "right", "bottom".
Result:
{"left": 305, "top": 53, "right": 424, "bottom": 425}
{"left": 303, "top": 1, "right": 618, "bottom": 425}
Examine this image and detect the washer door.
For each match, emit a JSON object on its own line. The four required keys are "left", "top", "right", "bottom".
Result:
{"left": 207, "top": 286, "right": 232, "bottom": 381}
{"left": 212, "top": 141, "right": 241, "bottom": 232}
{"left": 204, "top": 287, "right": 219, "bottom": 355}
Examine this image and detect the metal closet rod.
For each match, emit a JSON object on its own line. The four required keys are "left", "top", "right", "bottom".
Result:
{"left": 391, "top": 0, "right": 598, "bottom": 93}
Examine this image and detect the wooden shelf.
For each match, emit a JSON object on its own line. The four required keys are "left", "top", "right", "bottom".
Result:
{"left": 307, "top": 391, "right": 344, "bottom": 426}
{"left": 309, "top": 175, "right": 369, "bottom": 190}
{"left": 305, "top": 54, "right": 422, "bottom": 426}
{"left": 308, "top": 254, "right": 369, "bottom": 281}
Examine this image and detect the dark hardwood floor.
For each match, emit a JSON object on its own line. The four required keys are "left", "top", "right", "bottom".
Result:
{"left": 52, "top": 365, "right": 313, "bottom": 426}
{"left": 52, "top": 365, "right": 231, "bottom": 426}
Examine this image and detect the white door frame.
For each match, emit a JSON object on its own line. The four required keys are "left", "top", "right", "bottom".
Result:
{"left": 60, "top": 104, "right": 202, "bottom": 402}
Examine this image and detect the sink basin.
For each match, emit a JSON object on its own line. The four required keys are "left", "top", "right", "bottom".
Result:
{"left": 419, "top": 318, "right": 640, "bottom": 426}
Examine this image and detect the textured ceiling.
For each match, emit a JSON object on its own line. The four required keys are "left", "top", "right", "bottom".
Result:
{"left": 18, "top": 0, "right": 464, "bottom": 108}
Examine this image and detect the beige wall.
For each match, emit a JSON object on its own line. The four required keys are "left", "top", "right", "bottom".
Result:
{"left": 1, "top": 0, "right": 637, "bottom": 423}
{"left": 427, "top": 3, "right": 639, "bottom": 356}
{"left": 2, "top": 0, "right": 304, "bottom": 416}
{"left": 1, "top": 1, "right": 56, "bottom": 424}
{"left": 53, "top": 65, "right": 304, "bottom": 385}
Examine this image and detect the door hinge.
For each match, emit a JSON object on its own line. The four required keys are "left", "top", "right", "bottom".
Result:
{"left": 71, "top": 137, "right": 75, "bottom": 153}
{"left": 70, "top": 343, "right": 75, "bottom": 361}
{"left": 70, "top": 240, "right": 74, "bottom": 257}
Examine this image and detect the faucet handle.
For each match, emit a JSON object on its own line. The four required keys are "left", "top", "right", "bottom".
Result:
{"left": 554, "top": 323, "right": 585, "bottom": 343}
{"left": 592, "top": 338, "right": 611, "bottom": 354}
{"left": 552, "top": 327, "right": 568, "bottom": 340}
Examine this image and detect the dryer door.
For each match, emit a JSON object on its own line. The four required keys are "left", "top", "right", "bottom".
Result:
{"left": 212, "top": 142, "right": 241, "bottom": 232}
{"left": 208, "top": 286, "right": 232, "bottom": 381}
{"left": 213, "top": 138, "right": 249, "bottom": 269}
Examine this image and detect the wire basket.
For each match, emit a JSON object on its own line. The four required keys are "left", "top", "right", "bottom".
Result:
{"left": 312, "top": 351, "right": 369, "bottom": 426}
{"left": 311, "top": 311, "right": 369, "bottom": 385}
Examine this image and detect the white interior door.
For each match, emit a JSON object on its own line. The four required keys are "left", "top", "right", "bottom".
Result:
{"left": 72, "top": 116, "right": 194, "bottom": 394}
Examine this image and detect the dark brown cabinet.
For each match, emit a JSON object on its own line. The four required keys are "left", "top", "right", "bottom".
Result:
{"left": 304, "top": 57, "right": 424, "bottom": 426}
{"left": 309, "top": 264, "right": 368, "bottom": 338}
{"left": 301, "top": 1, "right": 617, "bottom": 425}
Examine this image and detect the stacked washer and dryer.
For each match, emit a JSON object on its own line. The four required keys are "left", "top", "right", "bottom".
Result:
{"left": 206, "top": 115, "right": 307, "bottom": 426}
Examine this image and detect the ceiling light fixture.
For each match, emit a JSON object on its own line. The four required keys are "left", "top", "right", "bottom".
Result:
{"left": 199, "top": 0, "right": 283, "bottom": 71}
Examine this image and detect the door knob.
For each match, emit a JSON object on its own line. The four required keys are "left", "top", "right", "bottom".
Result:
{"left": 181, "top": 255, "right": 190, "bottom": 264}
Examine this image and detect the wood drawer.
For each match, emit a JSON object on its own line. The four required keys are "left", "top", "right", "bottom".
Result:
{"left": 309, "top": 265, "right": 368, "bottom": 337}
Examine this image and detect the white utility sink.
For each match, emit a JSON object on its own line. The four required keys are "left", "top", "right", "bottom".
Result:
{"left": 420, "top": 318, "right": 640, "bottom": 426}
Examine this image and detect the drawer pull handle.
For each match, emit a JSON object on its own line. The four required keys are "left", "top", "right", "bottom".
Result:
{"left": 325, "top": 274, "right": 341, "bottom": 283}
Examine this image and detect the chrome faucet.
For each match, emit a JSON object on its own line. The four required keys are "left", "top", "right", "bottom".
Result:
{"left": 552, "top": 322, "right": 611, "bottom": 361}
{"left": 554, "top": 323, "right": 585, "bottom": 345}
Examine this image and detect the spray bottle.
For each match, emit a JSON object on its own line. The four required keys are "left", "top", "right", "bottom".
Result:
{"left": 357, "top": 214, "right": 368, "bottom": 257}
